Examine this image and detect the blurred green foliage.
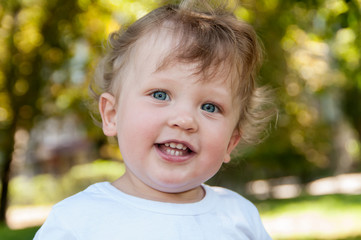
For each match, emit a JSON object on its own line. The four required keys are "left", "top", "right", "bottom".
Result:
{"left": 9, "top": 160, "right": 124, "bottom": 205}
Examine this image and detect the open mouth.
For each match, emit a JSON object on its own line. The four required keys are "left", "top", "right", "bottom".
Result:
{"left": 156, "top": 142, "right": 194, "bottom": 157}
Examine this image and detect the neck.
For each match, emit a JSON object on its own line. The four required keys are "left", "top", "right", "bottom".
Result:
{"left": 112, "top": 174, "right": 205, "bottom": 203}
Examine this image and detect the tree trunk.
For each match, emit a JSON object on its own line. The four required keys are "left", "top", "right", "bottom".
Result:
{"left": 0, "top": 125, "right": 16, "bottom": 224}
{"left": 0, "top": 4, "right": 20, "bottom": 224}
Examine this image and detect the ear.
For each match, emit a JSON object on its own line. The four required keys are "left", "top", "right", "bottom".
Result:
{"left": 224, "top": 129, "right": 241, "bottom": 163}
{"left": 99, "top": 93, "right": 117, "bottom": 136}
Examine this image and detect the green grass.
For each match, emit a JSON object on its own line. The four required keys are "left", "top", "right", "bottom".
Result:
{"left": 255, "top": 194, "right": 361, "bottom": 240}
{"left": 256, "top": 194, "right": 361, "bottom": 219}
{"left": 0, "top": 225, "right": 39, "bottom": 240}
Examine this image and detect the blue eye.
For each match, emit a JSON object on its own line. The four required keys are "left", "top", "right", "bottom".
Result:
{"left": 201, "top": 103, "right": 218, "bottom": 113}
{"left": 152, "top": 91, "right": 169, "bottom": 101}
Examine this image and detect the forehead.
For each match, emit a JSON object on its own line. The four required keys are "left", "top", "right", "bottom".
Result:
{"left": 132, "top": 28, "right": 176, "bottom": 72}
{"left": 130, "top": 27, "right": 237, "bottom": 90}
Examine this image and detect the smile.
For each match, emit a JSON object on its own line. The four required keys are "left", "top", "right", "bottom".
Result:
{"left": 156, "top": 141, "right": 194, "bottom": 159}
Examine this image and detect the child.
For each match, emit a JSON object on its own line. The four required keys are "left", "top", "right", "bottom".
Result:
{"left": 34, "top": 0, "right": 273, "bottom": 239}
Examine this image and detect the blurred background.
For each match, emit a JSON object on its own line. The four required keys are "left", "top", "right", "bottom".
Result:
{"left": 0, "top": 0, "right": 361, "bottom": 239}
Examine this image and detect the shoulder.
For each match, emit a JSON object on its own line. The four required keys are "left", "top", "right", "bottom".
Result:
{"left": 34, "top": 182, "right": 122, "bottom": 239}
{"left": 46, "top": 182, "right": 122, "bottom": 227}
{"left": 53, "top": 182, "right": 111, "bottom": 210}
{"left": 204, "top": 185, "right": 272, "bottom": 239}
{"left": 35, "top": 182, "right": 123, "bottom": 239}
{"left": 205, "top": 185, "right": 257, "bottom": 211}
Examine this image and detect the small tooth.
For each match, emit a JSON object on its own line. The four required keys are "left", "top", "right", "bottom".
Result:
{"left": 175, "top": 151, "right": 180, "bottom": 156}
{"left": 176, "top": 144, "right": 184, "bottom": 150}
{"left": 170, "top": 143, "right": 176, "bottom": 148}
{"left": 170, "top": 150, "right": 175, "bottom": 155}
{"left": 165, "top": 143, "right": 169, "bottom": 147}
{"left": 182, "top": 146, "right": 187, "bottom": 150}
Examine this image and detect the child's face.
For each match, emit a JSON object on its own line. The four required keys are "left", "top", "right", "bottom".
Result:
{"left": 100, "top": 30, "right": 241, "bottom": 201}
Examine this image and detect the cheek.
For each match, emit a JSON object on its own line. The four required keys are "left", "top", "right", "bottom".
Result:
{"left": 199, "top": 134, "right": 228, "bottom": 173}
{"left": 200, "top": 121, "right": 236, "bottom": 165}
{"left": 117, "top": 104, "right": 163, "bottom": 144}
{"left": 203, "top": 122, "right": 232, "bottom": 149}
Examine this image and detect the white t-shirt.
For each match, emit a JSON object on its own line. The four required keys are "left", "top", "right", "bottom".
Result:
{"left": 34, "top": 182, "right": 271, "bottom": 240}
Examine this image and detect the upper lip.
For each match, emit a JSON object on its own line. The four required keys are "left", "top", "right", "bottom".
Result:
{"left": 157, "top": 139, "right": 196, "bottom": 153}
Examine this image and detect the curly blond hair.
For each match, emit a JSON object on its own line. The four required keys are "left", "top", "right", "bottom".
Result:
{"left": 90, "top": 0, "right": 275, "bottom": 145}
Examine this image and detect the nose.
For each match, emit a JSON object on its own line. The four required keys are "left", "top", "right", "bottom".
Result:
{"left": 168, "top": 111, "right": 198, "bottom": 133}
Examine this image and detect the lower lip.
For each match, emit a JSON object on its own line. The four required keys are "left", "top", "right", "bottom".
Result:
{"left": 155, "top": 145, "right": 194, "bottom": 163}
